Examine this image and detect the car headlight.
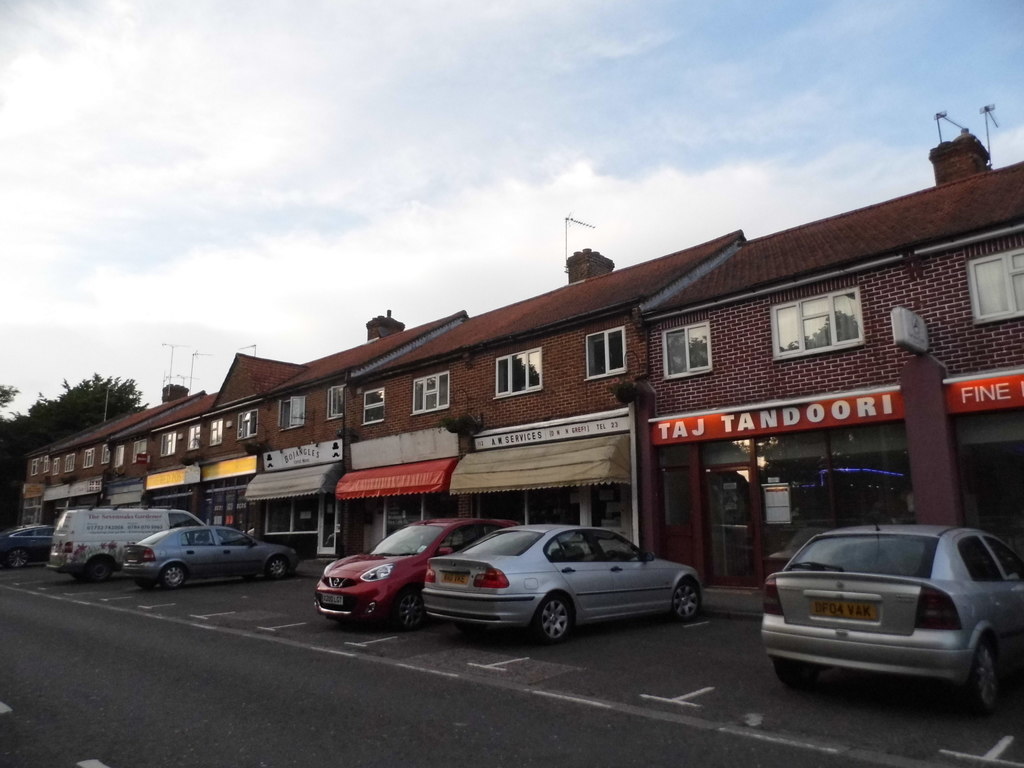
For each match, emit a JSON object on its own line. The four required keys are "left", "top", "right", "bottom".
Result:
{"left": 361, "top": 563, "right": 395, "bottom": 582}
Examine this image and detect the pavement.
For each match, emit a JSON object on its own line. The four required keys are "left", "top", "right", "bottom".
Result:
{"left": 299, "top": 558, "right": 764, "bottom": 621}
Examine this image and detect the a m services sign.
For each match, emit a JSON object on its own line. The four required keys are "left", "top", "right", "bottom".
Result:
{"left": 653, "top": 390, "right": 904, "bottom": 445}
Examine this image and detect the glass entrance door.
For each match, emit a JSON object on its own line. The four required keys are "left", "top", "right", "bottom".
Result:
{"left": 705, "top": 468, "right": 758, "bottom": 586}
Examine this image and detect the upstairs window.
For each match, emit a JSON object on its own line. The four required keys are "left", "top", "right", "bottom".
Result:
{"left": 969, "top": 249, "right": 1024, "bottom": 322}
{"left": 279, "top": 396, "right": 306, "bottom": 429}
{"left": 114, "top": 445, "right": 125, "bottom": 468}
{"left": 31, "top": 458, "right": 40, "bottom": 476}
{"left": 772, "top": 288, "right": 862, "bottom": 359}
{"left": 363, "top": 389, "right": 385, "bottom": 424}
{"left": 187, "top": 425, "right": 202, "bottom": 450}
{"left": 327, "top": 385, "right": 345, "bottom": 419}
{"left": 210, "top": 419, "right": 223, "bottom": 446}
{"left": 64, "top": 454, "right": 75, "bottom": 472}
{"left": 132, "top": 440, "right": 148, "bottom": 462}
{"left": 160, "top": 432, "right": 177, "bottom": 457}
{"left": 663, "top": 322, "right": 711, "bottom": 378}
{"left": 83, "top": 448, "right": 95, "bottom": 469}
{"left": 101, "top": 445, "right": 110, "bottom": 465}
{"left": 496, "top": 349, "right": 542, "bottom": 396}
{"left": 238, "top": 410, "right": 258, "bottom": 439}
{"left": 413, "top": 372, "right": 449, "bottom": 414}
{"left": 43, "top": 456, "right": 51, "bottom": 473}
{"left": 586, "top": 328, "right": 626, "bottom": 378}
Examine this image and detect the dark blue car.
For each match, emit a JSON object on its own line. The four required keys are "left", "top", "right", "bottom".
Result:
{"left": 0, "top": 525, "right": 55, "bottom": 568}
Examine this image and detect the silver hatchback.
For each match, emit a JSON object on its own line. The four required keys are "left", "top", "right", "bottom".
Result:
{"left": 423, "top": 524, "right": 702, "bottom": 643}
{"left": 761, "top": 525, "right": 1024, "bottom": 714}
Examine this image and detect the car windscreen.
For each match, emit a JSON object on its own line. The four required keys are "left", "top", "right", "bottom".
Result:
{"left": 787, "top": 534, "right": 937, "bottom": 578}
{"left": 458, "top": 530, "right": 543, "bottom": 557}
{"left": 370, "top": 524, "right": 444, "bottom": 556}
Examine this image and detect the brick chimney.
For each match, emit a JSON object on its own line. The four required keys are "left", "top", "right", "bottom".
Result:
{"left": 929, "top": 129, "right": 990, "bottom": 186}
{"left": 366, "top": 310, "right": 405, "bottom": 341}
{"left": 162, "top": 384, "right": 189, "bottom": 403}
{"left": 566, "top": 248, "right": 614, "bottom": 284}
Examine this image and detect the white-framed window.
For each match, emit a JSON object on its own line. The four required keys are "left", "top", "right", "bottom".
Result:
{"left": 132, "top": 440, "right": 147, "bottom": 463}
{"left": 279, "top": 396, "right": 306, "bottom": 429}
{"left": 586, "top": 328, "right": 626, "bottom": 378}
{"left": 663, "top": 322, "right": 712, "bottom": 378}
{"left": 160, "top": 432, "right": 177, "bottom": 457}
{"left": 413, "top": 372, "right": 449, "bottom": 414}
{"left": 187, "top": 425, "right": 201, "bottom": 450}
{"left": 327, "top": 385, "right": 345, "bottom": 420}
{"left": 968, "top": 249, "right": 1024, "bottom": 322}
{"left": 31, "top": 458, "right": 39, "bottom": 476}
{"left": 42, "top": 456, "right": 50, "bottom": 473}
{"left": 83, "top": 448, "right": 95, "bottom": 469}
{"left": 101, "top": 445, "right": 110, "bottom": 465}
{"left": 363, "top": 389, "right": 385, "bottom": 424}
{"left": 772, "top": 288, "right": 863, "bottom": 359}
{"left": 496, "top": 348, "right": 542, "bottom": 396}
{"left": 210, "top": 419, "right": 223, "bottom": 446}
{"left": 238, "top": 410, "right": 258, "bottom": 439}
{"left": 64, "top": 454, "right": 75, "bottom": 472}
{"left": 52, "top": 460, "right": 60, "bottom": 475}
{"left": 114, "top": 445, "right": 125, "bottom": 468}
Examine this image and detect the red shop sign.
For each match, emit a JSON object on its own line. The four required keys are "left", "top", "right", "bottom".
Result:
{"left": 946, "top": 373, "right": 1024, "bottom": 414}
{"left": 652, "top": 391, "right": 904, "bottom": 445}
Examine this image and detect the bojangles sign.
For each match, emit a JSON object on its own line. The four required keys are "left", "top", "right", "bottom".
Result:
{"left": 652, "top": 390, "right": 905, "bottom": 445}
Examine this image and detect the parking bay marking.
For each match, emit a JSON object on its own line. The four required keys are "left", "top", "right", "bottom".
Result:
{"left": 345, "top": 636, "right": 398, "bottom": 648}
{"left": 640, "top": 686, "right": 715, "bottom": 708}
{"left": 468, "top": 657, "right": 530, "bottom": 672}
{"left": 139, "top": 603, "right": 177, "bottom": 610}
{"left": 191, "top": 611, "right": 237, "bottom": 620}
{"left": 941, "top": 736, "right": 1023, "bottom": 767}
{"left": 258, "top": 622, "right": 309, "bottom": 632}
{"left": 0, "top": 701, "right": 12, "bottom": 715}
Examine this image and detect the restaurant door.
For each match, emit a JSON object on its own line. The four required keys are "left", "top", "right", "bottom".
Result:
{"left": 704, "top": 467, "right": 759, "bottom": 587}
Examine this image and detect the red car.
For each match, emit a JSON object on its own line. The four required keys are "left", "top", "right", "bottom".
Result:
{"left": 315, "top": 518, "right": 515, "bottom": 630}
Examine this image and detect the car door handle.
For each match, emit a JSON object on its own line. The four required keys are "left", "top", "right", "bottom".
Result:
{"left": 561, "top": 567, "right": 576, "bottom": 573}
{"left": 610, "top": 566, "right": 623, "bottom": 572}
{"left": 186, "top": 550, "right": 195, "bottom": 555}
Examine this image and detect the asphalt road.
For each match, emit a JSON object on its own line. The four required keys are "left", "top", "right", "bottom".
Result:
{"left": 2, "top": 562, "right": 1022, "bottom": 768}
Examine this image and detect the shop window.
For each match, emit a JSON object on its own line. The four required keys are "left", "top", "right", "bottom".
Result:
{"left": 496, "top": 348, "right": 542, "bottom": 396}
{"left": 238, "top": 410, "right": 258, "bottom": 439}
{"left": 327, "top": 385, "right": 345, "bottom": 419}
{"left": 266, "top": 499, "right": 317, "bottom": 534}
{"left": 363, "top": 389, "right": 385, "bottom": 424}
{"left": 829, "top": 424, "right": 911, "bottom": 527}
{"left": 586, "top": 328, "right": 626, "bottom": 379}
{"left": 968, "top": 249, "right": 1024, "bottom": 321}
{"left": 279, "top": 396, "right": 306, "bottom": 429}
{"left": 413, "top": 372, "right": 450, "bottom": 414}
{"left": 772, "top": 288, "right": 862, "bottom": 359}
{"left": 663, "top": 322, "right": 711, "bottom": 378}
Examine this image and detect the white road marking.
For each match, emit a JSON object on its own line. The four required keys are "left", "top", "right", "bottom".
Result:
{"left": 396, "top": 663, "right": 460, "bottom": 678}
{"left": 988, "top": 738, "right": 1017, "bottom": 761}
{"left": 467, "top": 657, "right": 530, "bottom": 672}
{"left": 640, "top": 686, "right": 715, "bottom": 708}
{"left": 717, "top": 725, "right": 842, "bottom": 755}
{"left": 191, "top": 611, "right": 237, "bottom": 619}
{"left": 257, "top": 622, "right": 308, "bottom": 631}
{"left": 138, "top": 603, "right": 176, "bottom": 610}
{"left": 77, "top": 761, "right": 114, "bottom": 768}
{"left": 941, "top": 736, "right": 1023, "bottom": 767}
{"left": 683, "top": 620, "right": 710, "bottom": 629}
{"left": 743, "top": 713, "right": 763, "bottom": 727}
{"left": 345, "top": 635, "right": 398, "bottom": 647}
{"left": 0, "top": 701, "right": 12, "bottom": 715}
{"left": 533, "top": 690, "right": 613, "bottom": 709}
{"left": 100, "top": 596, "right": 134, "bottom": 602}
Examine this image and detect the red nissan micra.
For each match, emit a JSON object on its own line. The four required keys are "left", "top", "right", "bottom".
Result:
{"left": 314, "top": 518, "right": 515, "bottom": 630}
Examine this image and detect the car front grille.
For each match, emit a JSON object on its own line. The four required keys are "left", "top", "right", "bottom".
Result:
{"left": 326, "top": 576, "right": 357, "bottom": 588}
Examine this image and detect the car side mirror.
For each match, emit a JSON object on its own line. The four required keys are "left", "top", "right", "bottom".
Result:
{"left": 640, "top": 551, "right": 655, "bottom": 562}
{"left": 437, "top": 546, "right": 454, "bottom": 556}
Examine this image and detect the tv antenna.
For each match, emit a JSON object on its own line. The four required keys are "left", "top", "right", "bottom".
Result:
{"left": 189, "top": 351, "right": 213, "bottom": 394}
{"left": 161, "top": 343, "right": 188, "bottom": 388}
{"left": 979, "top": 104, "right": 998, "bottom": 165}
{"left": 933, "top": 111, "right": 966, "bottom": 143}
{"left": 564, "top": 214, "right": 596, "bottom": 262}
{"left": 238, "top": 344, "right": 257, "bottom": 356}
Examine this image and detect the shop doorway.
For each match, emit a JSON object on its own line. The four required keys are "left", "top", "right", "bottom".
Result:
{"left": 704, "top": 467, "right": 759, "bottom": 587}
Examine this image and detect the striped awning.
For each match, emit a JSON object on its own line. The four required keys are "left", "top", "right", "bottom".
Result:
{"left": 335, "top": 458, "right": 459, "bottom": 500}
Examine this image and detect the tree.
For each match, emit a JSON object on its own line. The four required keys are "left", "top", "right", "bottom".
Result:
{"left": 0, "top": 384, "right": 16, "bottom": 413}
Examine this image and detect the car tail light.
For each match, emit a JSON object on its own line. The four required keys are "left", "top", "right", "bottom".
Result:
{"left": 763, "top": 576, "right": 783, "bottom": 615}
{"left": 473, "top": 568, "right": 510, "bottom": 589}
{"left": 915, "top": 586, "right": 961, "bottom": 630}
{"left": 140, "top": 548, "right": 156, "bottom": 563}
{"left": 424, "top": 566, "right": 436, "bottom": 583}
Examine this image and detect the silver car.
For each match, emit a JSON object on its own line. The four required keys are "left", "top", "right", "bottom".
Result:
{"left": 422, "top": 524, "right": 702, "bottom": 643}
{"left": 123, "top": 525, "right": 298, "bottom": 590}
{"left": 761, "top": 525, "right": 1024, "bottom": 714}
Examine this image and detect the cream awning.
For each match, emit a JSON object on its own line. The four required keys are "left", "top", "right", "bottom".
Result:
{"left": 244, "top": 462, "right": 343, "bottom": 501}
{"left": 448, "top": 434, "right": 631, "bottom": 495}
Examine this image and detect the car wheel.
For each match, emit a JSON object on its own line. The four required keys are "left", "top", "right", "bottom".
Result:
{"left": 264, "top": 555, "right": 290, "bottom": 580}
{"left": 85, "top": 557, "right": 114, "bottom": 583}
{"left": 669, "top": 577, "right": 701, "bottom": 623}
{"left": 134, "top": 578, "right": 157, "bottom": 590}
{"left": 962, "top": 639, "right": 998, "bottom": 715}
{"left": 5, "top": 548, "right": 30, "bottom": 569}
{"left": 159, "top": 563, "right": 187, "bottom": 590}
{"left": 390, "top": 588, "right": 426, "bottom": 631}
{"left": 531, "top": 593, "right": 574, "bottom": 644}
{"left": 771, "top": 658, "right": 820, "bottom": 690}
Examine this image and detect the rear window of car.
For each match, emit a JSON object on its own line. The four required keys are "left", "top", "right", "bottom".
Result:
{"left": 787, "top": 534, "right": 937, "bottom": 578}
{"left": 459, "top": 529, "right": 542, "bottom": 557}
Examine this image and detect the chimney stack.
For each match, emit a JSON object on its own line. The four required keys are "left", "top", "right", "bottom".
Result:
{"left": 162, "top": 384, "right": 189, "bottom": 403}
{"left": 929, "top": 129, "right": 990, "bottom": 186}
{"left": 566, "top": 248, "right": 614, "bottom": 284}
{"left": 366, "top": 310, "right": 405, "bottom": 341}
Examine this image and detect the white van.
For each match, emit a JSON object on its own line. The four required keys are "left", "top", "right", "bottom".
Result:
{"left": 48, "top": 507, "right": 203, "bottom": 582}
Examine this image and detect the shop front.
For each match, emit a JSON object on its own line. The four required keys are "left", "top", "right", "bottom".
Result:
{"left": 244, "top": 441, "right": 344, "bottom": 558}
{"left": 20, "top": 483, "right": 44, "bottom": 525}
{"left": 104, "top": 477, "right": 145, "bottom": 508}
{"left": 449, "top": 412, "right": 635, "bottom": 540}
{"left": 652, "top": 389, "right": 909, "bottom": 587}
{"left": 200, "top": 456, "right": 257, "bottom": 531}
{"left": 146, "top": 465, "right": 202, "bottom": 516}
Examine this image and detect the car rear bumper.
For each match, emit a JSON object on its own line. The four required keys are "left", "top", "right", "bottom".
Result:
{"left": 422, "top": 588, "right": 538, "bottom": 626}
{"left": 761, "top": 616, "right": 974, "bottom": 684}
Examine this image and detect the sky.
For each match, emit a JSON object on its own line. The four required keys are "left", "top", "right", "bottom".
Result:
{"left": 2, "top": 0, "right": 1023, "bottom": 417}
